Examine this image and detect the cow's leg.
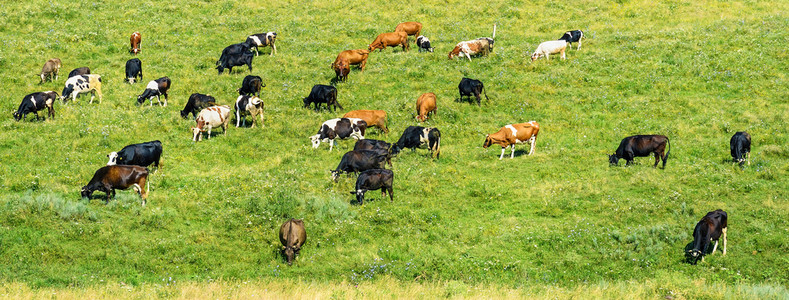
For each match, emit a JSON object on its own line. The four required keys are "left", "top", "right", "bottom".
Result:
{"left": 722, "top": 227, "right": 727, "bottom": 255}
{"left": 561, "top": 49, "right": 566, "bottom": 60}
{"left": 360, "top": 59, "right": 366, "bottom": 71}
{"left": 499, "top": 147, "right": 506, "bottom": 160}
{"left": 328, "top": 139, "right": 334, "bottom": 151}
{"left": 207, "top": 125, "right": 213, "bottom": 139}
{"left": 529, "top": 136, "right": 537, "bottom": 155}
{"left": 510, "top": 144, "right": 516, "bottom": 159}
{"left": 747, "top": 152, "right": 751, "bottom": 166}
{"left": 577, "top": 40, "right": 582, "bottom": 50}
{"left": 711, "top": 239, "right": 719, "bottom": 255}
{"left": 653, "top": 152, "right": 660, "bottom": 168}
{"left": 33, "top": 112, "right": 40, "bottom": 121}
{"left": 388, "top": 187, "right": 393, "bottom": 202}
{"left": 236, "top": 111, "right": 241, "bottom": 127}
{"left": 475, "top": 93, "right": 481, "bottom": 106}
{"left": 90, "top": 91, "right": 96, "bottom": 104}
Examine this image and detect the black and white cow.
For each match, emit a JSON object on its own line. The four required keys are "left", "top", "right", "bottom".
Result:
{"left": 349, "top": 169, "right": 394, "bottom": 205}
{"left": 303, "top": 84, "right": 342, "bottom": 112}
{"left": 730, "top": 132, "right": 751, "bottom": 166}
{"left": 310, "top": 118, "right": 366, "bottom": 151}
{"left": 181, "top": 93, "right": 217, "bottom": 119}
{"left": 416, "top": 35, "right": 434, "bottom": 52}
{"left": 458, "top": 78, "right": 488, "bottom": 106}
{"left": 67, "top": 67, "right": 90, "bottom": 78}
{"left": 61, "top": 74, "right": 103, "bottom": 104}
{"left": 558, "top": 30, "right": 584, "bottom": 50}
{"left": 14, "top": 91, "right": 58, "bottom": 121}
{"left": 234, "top": 95, "right": 264, "bottom": 128}
{"left": 609, "top": 135, "right": 670, "bottom": 168}
{"left": 244, "top": 32, "right": 277, "bottom": 56}
{"left": 238, "top": 75, "right": 265, "bottom": 97}
{"left": 216, "top": 43, "right": 254, "bottom": 75}
{"left": 354, "top": 139, "right": 396, "bottom": 167}
{"left": 125, "top": 58, "right": 143, "bottom": 84}
{"left": 137, "top": 77, "right": 171, "bottom": 106}
{"left": 687, "top": 209, "right": 727, "bottom": 265}
{"left": 106, "top": 140, "right": 163, "bottom": 169}
{"left": 394, "top": 126, "right": 441, "bottom": 159}
{"left": 331, "top": 150, "right": 388, "bottom": 182}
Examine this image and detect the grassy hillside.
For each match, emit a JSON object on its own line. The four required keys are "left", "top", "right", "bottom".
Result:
{"left": 0, "top": 0, "right": 787, "bottom": 297}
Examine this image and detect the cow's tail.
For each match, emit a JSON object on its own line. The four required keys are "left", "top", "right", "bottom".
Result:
{"left": 482, "top": 86, "right": 489, "bottom": 102}
{"left": 492, "top": 24, "right": 497, "bottom": 40}
{"left": 662, "top": 137, "right": 671, "bottom": 168}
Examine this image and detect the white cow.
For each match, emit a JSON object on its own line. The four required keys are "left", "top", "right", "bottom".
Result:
{"left": 192, "top": 105, "right": 231, "bottom": 141}
{"left": 531, "top": 40, "right": 568, "bottom": 61}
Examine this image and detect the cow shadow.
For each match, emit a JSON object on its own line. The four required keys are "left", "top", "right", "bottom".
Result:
{"left": 329, "top": 77, "right": 344, "bottom": 86}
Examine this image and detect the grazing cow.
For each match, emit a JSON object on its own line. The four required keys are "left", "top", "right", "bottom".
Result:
{"left": 394, "top": 126, "right": 441, "bottom": 159}
{"left": 279, "top": 218, "right": 306, "bottom": 265}
{"left": 39, "top": 58, "right": 61, "bottom": 83}
{"left": 332, "top": 57, "right": 350, "bottom": 82}
{"left": 13, "top": 91, "right": 58, "bottom": 121}
{"left": 245, "top": 32, "right": 277, "bottom": 56}
{"left": 234, "top": 95, "right": 265, "bottom": 128}
{"left": 416, "top": 36, "right": 434, "bottom": 52}
{"left": 730, "top": 132, "right": 751, "bottom": 166}
{"left": 192, "top": 105, "right": 231, "bottom": 141}
{"left": 354, "top": 139, "right": 396, "bottom": 167}
{"left": 394, "top": 22, "right": 422, "bottom": 42}
{"left": 687, "top": 210, "right": 728, "bottom": 265}
{"left": 125, "top": 58, "right": 143, "bottom": 84}
{"left": 331, "top": 150, "right": 388, "bottom": 182}
{"left": 415, "top": 92, "right": 437, "bottom": 122}
{"left": 343, "top": 110, "right": 388, "bottom": 133}
{"left": 137, "top": 77, "right": 171, "bottom": 106}
{"left": 180, "top": 93, "right": 217, "bottom": 119}
{"left": 609, "top": 135, "right": 671, "bottom": 168}
{"left": 68, "top": 67, "right": 90, "bottom": 78}
{"left": 368, "top": 31, "right": 409, "bottom": 52}
{"left": 558, "top": 30, "right": 584, "bottom": 50}
{"left": 81, "top": 165, "right": 149, "bottom": 206}
{"left": 216, "top": 43, "right": 254, "bottom": 74}
{"left": 483, "top": 121, "right": 541, "bottom": 159}
{"left": 531, "top": 40, "right": 568, "bottom": 61}
{"left": 448, "top": 25, "right": 497, "bottom": 60}
{"left": 310, "top": 118, "right": 365, "bottom": 151}
{"left": 458, "top": 78, "right": 488, "bottom": 106}
{"left": 130, "top": 31, "right": 141, "bottom": 55}
{"left": 238, "top": 75, "right": 264, "bottom": 97}
{"left": 349, "top": 169, "right": 394, "bottom": 205}
{"left": 303, "top": 85, "right": 342, "bottom": 112}
{"left": 106, "top": 140, "right": 163, "bottom": 169}
{"left": 61, "top": 74, "right": 103, "bottom": 104}
{"left": 333, "top": 49, "right": 370, "bottom": 71}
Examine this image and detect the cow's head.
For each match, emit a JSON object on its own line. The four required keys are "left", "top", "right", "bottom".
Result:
{"left": 686, "top": 249, "right": 702, "bottom": 265}
{"left": 483, "top": 135, "right": 492, "bottom": 148}
{"left": 350, "top": 189, "right": 367, "bottom": 204}
{"left": 282, "top": 245, "right": 299, "bottom": 265}
{"left": 136, "top": 94, "right": 146, "bottom": 105}
{"left": 106, "top": 152, "right": 119, "bottom": 165}
{"left": 416, "top": 115, "right": 426, "bottom": 122}
{"left": 131, "top": 48, "right": 140, "bottom": 55}
{"left": 12, "top": 111, "right": 21, "bottom": 121}
{"left": 389, "top": 144, "right": 401, "bottom": 156}
{"left": 350, "top": 129, "right": 364, "bottom": 141}
{"left": 80, "top": 186, "right": 93, "bottom": 199}
{"left": 192, "top": 127, "right": 203, "bottom": 142}
{"left": 608, "top": 154, "right": 619, "bottom": 165}
{"left": 302, "top": 97, "right": 311, "bottom": 108}
{"left": 309, "top": 134, "right": 322, "bottom": 148}
{"left": 331, "top": 170, "right": 341, "bottom": 182}
{"left": 266, "top": 32, "right": 277, "bottom": 44}
{"left": 448, "top": 46, "right": 461, "bottom": 59}
{"left": 531, "top": 52, "right": 541, "bottom": 61}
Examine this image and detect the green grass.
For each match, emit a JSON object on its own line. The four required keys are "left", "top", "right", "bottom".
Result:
{"left": 0, "top": 0, "right": 788, "bottom": 297}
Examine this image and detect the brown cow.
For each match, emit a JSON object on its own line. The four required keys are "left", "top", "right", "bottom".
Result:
{"left": 415, "top": 93, "right": 437, "bottom": 122}
{"left": 81, "top": 165, "right": 149, "bottom": 206}
{"left": 394, "top": 22, "right": 422, "bottom": 43}
{"left": 130, "top": 32, "right": 141, "bottom": 55}
{"left": 343, "top": 110, "right": 388, "bottom": 133}
{"left": 483, "top": 121, "right": 540, "bottom": 160}
{"left": 279, "top": 218, "right": 306, "bottom": 265}
{"left": 39, "top": 58, "right": 61, "bottom": 83}
{"left": 332, "top": 57, "right": 350, "bottom": 82}
{"left": 368, "top": 32, "right": 409, "bottom": 52}
{"left": 449, "top": 40, "right": 488, "bottom": 61}
{"left": 333, "top": 49, "right": 370, "bottom": 71}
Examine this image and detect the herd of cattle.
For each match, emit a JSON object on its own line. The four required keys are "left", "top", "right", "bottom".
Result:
{"left": 15, "top": 22, "right": 752, "bottom": 266}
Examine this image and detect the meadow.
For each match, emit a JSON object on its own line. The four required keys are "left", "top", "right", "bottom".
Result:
{"left": 0, "top": 0, "right": 787, "bottom": 298}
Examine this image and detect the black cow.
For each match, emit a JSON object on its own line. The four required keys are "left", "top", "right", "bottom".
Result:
{"left": 137, "top": 77, "right": 171, "bottom": 106}
{"left": 238, "top": 75, "right": 265, "bottom": 97}
{"left": 216, "top": 43, "right": 253, "bottom": 75}
{"left": 687, "top": 209, "right": 727, "bottom": 265}
{"left": 331, "top": 150, "right": 387, "bottom": 182}
{"left": 303, "top": 85, "right": 342, "bottom": 112}
{"left": 458, "top": 78, "right": 488, "bottom": 106}
{"left": 125, "top": 58, "right": 143, "bottom": 84}
{"left": 416, "top": 35, "right": 434, "bottom": 52}
{"left": 609, "top": 135, "right": 670, "bottom": 168}
{"left": 68, "top": 67, "right": 90, "bottom": 78}
{"left": 81, "top": 165, "right": 149, "bottom": 205}
{"left": 394, "top": 126, "right": 441, "bottom": 159}
{"left": 14, "top": 91, "right": 58, "bottom": 121}
{"left": 181, "top": 93, "right": 217, "bottom": 119}
{"left": 558, "top": 30, "right": 584, "bottom": 50}
{"left": 106, "top": 140, "right": 163, "bottom": 168}
{"left": 310, "top": 118, "right": 366, "bottom": 151}
{"left": 730, "top": 132, "right": 751, "bottom": 166}
{"left": 349, "top": 169, "right": 394, "bottom": 205}
{"left": 354, "top": 139, "right": 396, "bottom": 166}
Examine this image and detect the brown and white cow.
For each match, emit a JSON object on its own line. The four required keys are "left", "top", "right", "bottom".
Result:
{"left": 415, "top": 93, "right": 437, "bottom": 122}
{"left": 39, "top": 58, "right": 61, "bottom": 83}
{"left": 279, "top": 218, "right": 306, "bottom": 265}
{"left": 483, "top": 121, "right": 540, "bottom": 160}
{"left": 449, "top": 40, "right": 489, "bottom": 61}
{"left": 368, "top": 32, "right": 409, "bottom": 52}
{"left": 81, "top": 165, "right": 149, "bottom": 206}
{"left": 130, "top": 32, "right": 141, "bottom": 55}
{"left": 343, "top": 110, "right": 388, "bottom": 133}
{"left": 394, "top": 22, "right": 422, "bottom": 43}
{"left": 333, "top": 49, "right": 370, "bottom": 71}
{"left": 192, "top": 105, "right": 231, "bottom": 141}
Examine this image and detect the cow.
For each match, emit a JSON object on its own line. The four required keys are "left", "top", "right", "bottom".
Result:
{"left": 331, "top": 150, "right": 388, "bottom": 182}
{"left": 309, "top": 118, "right": 366, "bottom": 151}
{"left": 368, "top": 31, "right": 409, "bottom": 52}
{"left": 238, "top": 75, "right": 264, "bottom": 97}
{"left": 458, "top": 78, "right": 488, "bottom": 106}
{"left": 354, "top": 139, "right": 396, "bottom": 167}
{"left": 415, "top": 92, "right": 437, "bottom": 122}
{"left": 687, "top": 210, "right": 727, "bottom": 265}
{"left": 332, "top": 57, "right": 350, "bottom": 82}
{"left": 13, "top": 91, "right": 58, "bottom": 121}
{"left": 68, "top": 67, "right": 90, "bottom": 78}
{"left": 303, "top": 85, "right": 342, "bottom": 112}
{"left": 343, "top": 110, "right": 388, "bottom": 133}
{"left": 181, "top": 93, "right": 217, "bottom": 119}
{"left": 483, "top": 121, "right": 540, "bottom": 160}
{"left": 558, "top": 30, "right": 584, "bottom": 50}
{"left": 125, "top": 58, "right": 143, "bottom": 84}
{"left": 130, "top": 31, "right": 141, "bottom": 55}
{"left": 61, "top": 74, "right": 103, "bottom": 104}
{"left": 279, "top": 218, "right": 306, "bottom": 265}
{"left": 106, "top": 140, "right": 163, "bottom": 169}
{"left": 216, "top": 43, "right": 254, "bottom": 75}
{"left": 416, "top": 36, "right": 433, "bottom": 52}
{"left": 448, "top": 25, "right": 496, "bottom": 60}
{"left": 81, "top": 165, "right": 149, "bottom": 206}
{"left": 609, "top": 135, "right": 671, "bottom": 168}
{"left": 137, "top": 77, "right": 171, "bottom": 106}
{"left": 192, "top": 105, "right": 231, "bottom": 141}
{"left": 245, "top": 32, "right": 277, "bottom": 56}
{"left": 394, "top": 126, "right": 441, "bottom": 159}
{"left": 349, "top": 169, "right": 394, "bottom": 205}
{"left": 394, "top": 22, "right": 422, "bottom": 43}
{"left": 234, "top": 95, "right": 264, "bottom": 128}
{"left": 39, "top": 58, "right": 61, "bottom": 83}
{"left": 730, "top": 132, "right": 751, "bottom": 166}
{"left": 333, "top": 49, "right": 370, "bottom": 71}
{"left": 531, "top": 40, "right": 568, "bottom": 61}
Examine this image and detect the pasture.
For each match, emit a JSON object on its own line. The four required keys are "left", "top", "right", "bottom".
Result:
{"left": 0, "top": 0, "right": 788, "bottom": 298}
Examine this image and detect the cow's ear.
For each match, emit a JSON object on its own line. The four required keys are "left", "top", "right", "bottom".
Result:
{"left": 349, "top": 191, "right": 356, "bottom": 194}
{"left": 106, "top": 154, "right": 110, "bottom": 158}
